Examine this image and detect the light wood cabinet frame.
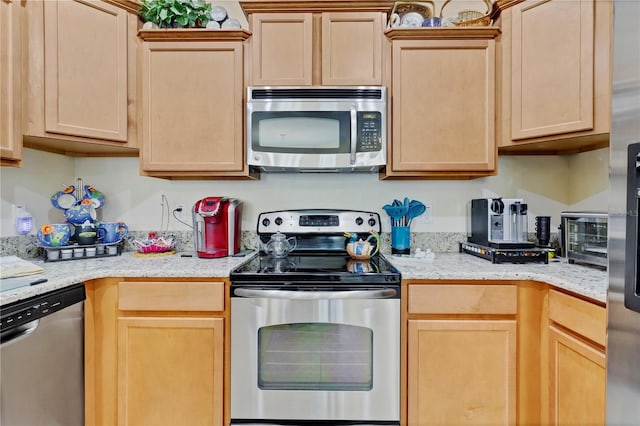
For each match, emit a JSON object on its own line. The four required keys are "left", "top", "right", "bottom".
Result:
{"left": 548, "top": 325, "right": 606, "bottom": 425}
{"left": 384, "top": 28, "right": 500, "bottom": 178}
{"left": 496, "top": 0, "right": 612, "bottom": 154}
{"left": 0, "top": 0, "right": 23, "bottom": 166}
{"left": 249, "top": 13, "right": 313, "bottom": 86}
{"left": 85, "top": 278, "right": 231, "bottom": 426}
{"left": 43, "top": 0, "right": 128, "bottom": 142}
{"left": 321, "top": 12, "right": 384, "bottom": 85}
{"left": 138, "top": 30, "right": 253, "bottom": 178}
{"left": 510, "top": 0, "right": 594, "bottom": 140}
{"left": 117, "top": 316, "right": 224, "bottom": 426}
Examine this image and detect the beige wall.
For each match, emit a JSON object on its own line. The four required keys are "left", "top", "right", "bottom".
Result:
{"left": 0, "top": 148, "right": 609, "bottom": 238}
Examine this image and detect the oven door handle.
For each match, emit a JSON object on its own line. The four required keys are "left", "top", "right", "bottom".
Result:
{"left": 233, "top": 288, "right": 397, "bottom": 300}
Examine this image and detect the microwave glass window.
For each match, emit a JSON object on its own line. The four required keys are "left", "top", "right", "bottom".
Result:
{"left": 257, "top": 323, "right": 373, "bottom": 391}
{"left": 252, "top": 112, "right": 350, "bottom": 153}
{"left": 259, "top": 117, "right": 339, "bottom": 149}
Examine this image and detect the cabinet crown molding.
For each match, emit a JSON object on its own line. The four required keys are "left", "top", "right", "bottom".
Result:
{"left": 385, "top": 27, "right": 500, "bottom": 40}
{"left": 138, "top": 29, "right": 251, "bottom": 42}
{"left": 102, "top": 0, "right": 142, "bottom": 14}
{"left": 240, "top": 0, "right": 395, "bottom": 14}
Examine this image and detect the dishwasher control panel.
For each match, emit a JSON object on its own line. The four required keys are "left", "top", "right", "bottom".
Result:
{"left": 0, "top": 283, "right": 85, "bottom": 334}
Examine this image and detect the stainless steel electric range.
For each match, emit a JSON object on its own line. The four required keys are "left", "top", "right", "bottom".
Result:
{"left": 230, "top": 209, "right": 401, "bottom": 426}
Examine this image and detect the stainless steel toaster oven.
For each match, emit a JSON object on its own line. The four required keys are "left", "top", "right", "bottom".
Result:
{"left": 560, "top": 211, "right": 608, "bottom": 268}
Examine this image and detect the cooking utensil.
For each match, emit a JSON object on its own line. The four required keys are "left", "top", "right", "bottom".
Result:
{"left": 383, "top": 204, "right": 408, "bottom": 227}
{"left": 408, "top": 201, "right": 427, "bottom": 225}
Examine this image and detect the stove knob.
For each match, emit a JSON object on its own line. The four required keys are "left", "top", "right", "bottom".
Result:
{"left": 262, "top": 218, "right": 271, "bottom": 227}
{"left": 368, "top": 218, "right": 377, "bottom": 227}
{"left": 275, "top": 217, "right": 283, "bottom": 226}
{"left": 355, "top": 217, "right": 364, "bottom": 226}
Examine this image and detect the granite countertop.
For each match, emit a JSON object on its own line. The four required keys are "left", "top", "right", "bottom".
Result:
{"left": 0, "top": 251, "right": 608, "bottom": 306}
{"left": 389, "top": 252, "right": 608, "bottom": 304}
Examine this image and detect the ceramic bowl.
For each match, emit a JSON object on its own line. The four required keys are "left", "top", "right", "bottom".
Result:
{"left": 37, "top": 223, "right": 72, "bottom": 247}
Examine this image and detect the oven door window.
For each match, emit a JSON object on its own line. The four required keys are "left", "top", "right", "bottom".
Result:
{"left": 251, "top": 112, "right": 350, "bottom": 153}
{"left": 257, "top": 323, "right": 373, "bottom": 391}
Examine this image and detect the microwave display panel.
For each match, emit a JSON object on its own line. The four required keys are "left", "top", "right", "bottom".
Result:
{"left": 252, "top": 112, "right": 349, "bottom": 153}
{"left": 357, "top": 112, "right": 383, "bottom": 152}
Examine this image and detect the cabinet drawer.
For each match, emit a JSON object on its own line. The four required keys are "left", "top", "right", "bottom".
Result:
{"left": 408, "top": 284, "right": 517, "bottom": 315}
{"left": 118, "top": 281, "right": 225, "bottom": 312}
{"left": 548, "top": 289, "right": 606, "bottom": 346}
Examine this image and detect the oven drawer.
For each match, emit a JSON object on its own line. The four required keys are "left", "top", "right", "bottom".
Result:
{"left": 408, "top": 284, "right": 517, "bottom": 315}
{"left": 118, "top": 281, "right": 225, "bottom": 312}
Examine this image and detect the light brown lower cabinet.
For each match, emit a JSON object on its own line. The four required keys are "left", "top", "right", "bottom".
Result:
{"left": 547, "top": 289, "right": 606, "bottom": 426}
{"left": 404, "top": 282, "right": 606, "bottom": 426}
{"left": 85, "top": 279, "right": 228, "bottom": 426}
{"left": 117, "top": 316, "right": 224, "bottom": 426}
{"left": 407, "top": 319, "right": 517, "bottom": 425}
{"left": 405, "top": 283, "right": 518, "bottom": 426}
{"left": 85, "top": 278, "right": 605, "bottom": 426}
{"left": 548, "top": 326, "right": 606, "bottom": 425}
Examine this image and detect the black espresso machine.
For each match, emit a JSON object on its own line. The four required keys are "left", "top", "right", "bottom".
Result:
{"left": 462, "top": 198, "right": 548, "bottom": 264}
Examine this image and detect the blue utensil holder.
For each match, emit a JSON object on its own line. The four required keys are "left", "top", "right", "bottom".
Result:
{"left": 391, "top": 226, "right": 411, "bottom": 255}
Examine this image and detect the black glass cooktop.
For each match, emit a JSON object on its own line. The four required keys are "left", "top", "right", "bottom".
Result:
{"left": 231, "top": 253, "right": 401, "bottom": 284}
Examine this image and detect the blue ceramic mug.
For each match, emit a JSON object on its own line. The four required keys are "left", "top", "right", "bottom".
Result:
{"left": 37, "top": 223, "right": 72, "bottom": 247}
{"left": 98, "top": 221, "right": 128, "bottom": 243}
{"left": 64, "top": 199, "right": 97, "bottom": 225}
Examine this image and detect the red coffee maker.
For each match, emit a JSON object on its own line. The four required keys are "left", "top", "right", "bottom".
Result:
{"left": 192, "top": 197, "right": 243, "bottom": 258}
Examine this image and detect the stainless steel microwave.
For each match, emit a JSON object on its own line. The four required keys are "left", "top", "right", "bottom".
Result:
{"left": 246, "top": 86, "right": 387, "bottom": 172}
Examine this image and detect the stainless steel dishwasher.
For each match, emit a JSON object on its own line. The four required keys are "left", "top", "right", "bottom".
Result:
{"left": 1, "top": 283, "right": 85, "bottom": 426}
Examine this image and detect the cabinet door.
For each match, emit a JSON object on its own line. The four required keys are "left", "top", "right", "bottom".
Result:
{"left": 321, "top": 12, "right": 384, "bottom": 86}
{"left": 249, "top": 13, "right": 313, "bottom": 86}
{"left": 548, "top": 325, "right": 605, "bottom": 425}
{"left": 43, "top": 0, "right": 128, "bottom": 142}
{"left": 390, "top": 38, "right": 496, "bottom": 173}
{"left": 0, "top": 0, "right": 22, "bottom": 165}
{"left": 118, "top": 316, "right": 224, "bottom": 426}
{"left": 407, "top": 319, "right": 516, "bottom": 425}
{"left": 140, "top": 40, "right": 245, "bottom": 174}
{"left": 510, "top": 0, "right": 595, "bottom": 140}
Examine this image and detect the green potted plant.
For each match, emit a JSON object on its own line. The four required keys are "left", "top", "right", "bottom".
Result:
{"left": 139, "top": 0, "right": 212, "bottom": 28}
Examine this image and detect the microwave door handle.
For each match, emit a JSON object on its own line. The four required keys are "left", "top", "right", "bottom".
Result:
{"left": 233, "top": 288, "right": 397, "bottom": 300}
{"left": 350, "top": 104, "right": 357, "bottom": 165}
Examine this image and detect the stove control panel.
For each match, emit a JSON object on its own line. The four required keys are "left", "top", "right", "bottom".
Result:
{"left": 257, "top": 209, "right": 381, "bottom": 234}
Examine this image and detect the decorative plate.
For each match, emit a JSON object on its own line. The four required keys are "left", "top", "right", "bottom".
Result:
{"left": 393, "top": 2, "right": 435, "bottom": 27}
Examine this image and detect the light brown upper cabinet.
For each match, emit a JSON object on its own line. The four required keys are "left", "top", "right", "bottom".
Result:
{"left": 23, "top": 0, "right": 139, "bottom": 156}
{"left": 138, "top": 30, "right": 255, "bottom": 179}
{"left": 496, "top": 0, "right": 612, "bottom": 154}
{"left": 240, "top": 1, "right": 393, "bottom": 86}
{"left": 383, "top": 28, "right": 500, "bottom": 178}
{"left": 0, "top": 0, "right": 23, "bottom": 167}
